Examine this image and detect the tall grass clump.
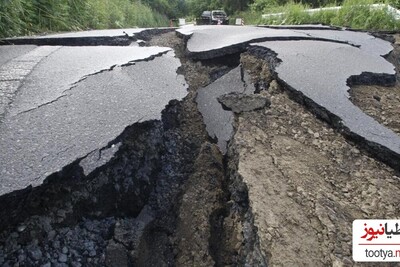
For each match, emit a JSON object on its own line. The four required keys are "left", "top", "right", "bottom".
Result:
{"left": 229, "top": 10, "right": 264, "bottom": 25}
{"left": 260, "top": 0, "right": 400, "bottom": 30}
{"left": 0, "top": 0, "right": 32, "bottom": 37}
{"left": 261, "top": 2, "right": 312, "bottom": 24}
{"left": 331, "top": 0, "right": 400, "bottom": 29}
{"left": 0, "top": 0, "right": 170, "bottom": 38}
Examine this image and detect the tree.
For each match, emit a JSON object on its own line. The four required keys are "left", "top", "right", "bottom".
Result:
{"left": 187, "top": 0, "right": 254, "bottom": 16}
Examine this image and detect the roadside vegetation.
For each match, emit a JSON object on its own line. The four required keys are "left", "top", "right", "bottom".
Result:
{"left": 246, "top": 0, "right": 400, "bottom": 30}
{"left": 1, "top": 0, "right": 399, "bottom": 38}
{"left": 187, "top": 0, "right": 400, "bottom": 30}
{"left": 0, "top": 0, "right": 186, "bottom": 38}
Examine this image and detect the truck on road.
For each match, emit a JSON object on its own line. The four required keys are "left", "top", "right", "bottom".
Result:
{"left": 198, "top": 10, "right": 229, "bottom": 25}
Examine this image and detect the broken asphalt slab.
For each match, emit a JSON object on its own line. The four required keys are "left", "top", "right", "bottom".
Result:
{"left": 177, "top": 25, "right": 309, "bottom": 59}
{"left": 196, "top": 66, "right": 254, "bottom": 153}
{"left": 177, "top": 25, "right": 393, "bottom": 59}
{"left": 1, "top": 28, "right": 174, "bottom": 46}
{"left": 185, "top": 26, "right": 400, "bottom": 169}
{"left": 292, "top": 29, "right": 394, "bottom": 56}
{"left": 0, "top": 47, "right": 187, "bottom": 196}
{"left": 6, "top": 45, "right": 172, "bottom": 116}
{"left": 217, "top": 92, "right": 271, "bottom": 114}
{"left": 250, "top": 40, "right": 400, "bottom": 169}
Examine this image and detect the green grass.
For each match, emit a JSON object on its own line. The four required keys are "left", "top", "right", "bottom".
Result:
{"left": 229, "top": 11, "right": 265, "bottom": 25}
{"left": 0, "top": 0, "right": 170, "bottom": 38}
{"left": 258, "top": 0, "right": 400, "bottom": 30}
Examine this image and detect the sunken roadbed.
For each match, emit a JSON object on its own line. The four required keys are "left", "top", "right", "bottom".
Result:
{"left": 0, "top": 26, "right": 400, "bottom": 266}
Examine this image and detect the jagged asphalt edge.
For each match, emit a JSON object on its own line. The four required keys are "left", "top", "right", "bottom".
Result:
{"left": 0, "top": 49, "right": 184, "bottom": 229}
{"left": 248, "top": 44, "right": 400, "bottom": 172}
{"left": 176, "top": 28, "right": 361, "bottom": 60}
{"left": 0, "top": 28, "right": 175, "bottom": 46}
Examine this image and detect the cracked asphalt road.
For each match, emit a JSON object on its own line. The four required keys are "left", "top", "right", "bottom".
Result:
{"left": 0, "top": 26, "right": 400, "bottom": 267}
{"left": 1, "top": 25, "right": 399, "bottom": 198}
{"left": 0, "top": 45, "right": 187, "bottom": 196}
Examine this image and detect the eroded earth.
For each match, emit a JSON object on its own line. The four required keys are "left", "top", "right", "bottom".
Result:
{"left": 0, "top": 26, "right": 399, "bottom": 266}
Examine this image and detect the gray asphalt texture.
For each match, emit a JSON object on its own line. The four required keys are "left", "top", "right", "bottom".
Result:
{"left": 1, "top": 25, "right": 399, "bottom": 196}
{"left": 0, "top": 45, "right": 37, "bottom": 66}
{"left": 196, "top": 67, "right": 254, "bottom": 153}
{"left": 178, "top": 25, "right": 393, "bottom": 59}
{"left": 35, "top": 29, "right": 145, "bottom": 39}
{"left": 0, "top": 48, "right": 187, "bottom": 196}
{"left": 177, "top": 25, "right": 308, "bottom": 58}
{"left": 0, "top": 46, "right": 59, "bottom": 121}
{"left": 186, "top": 25, "right": 399, "bottom": 166}
{"left": 253, "top": 40, "right": 400, "bottom": 156}
{"left": 8, "top": 46, "right": 171, "bottom": 116}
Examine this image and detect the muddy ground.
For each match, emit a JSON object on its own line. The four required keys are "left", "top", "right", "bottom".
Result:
{"left": 0, "top": 31, "right": 399, "bottom": 267}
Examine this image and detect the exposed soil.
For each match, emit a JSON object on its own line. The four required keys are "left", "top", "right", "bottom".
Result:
{"left": 350, "top": 34, "right": 400, "bottom": 136}
{"left": 1, "top": 30, "right": 399, "bottom": 267}
{"left": 233, "top": 48, "right": 400, "bottom": 266}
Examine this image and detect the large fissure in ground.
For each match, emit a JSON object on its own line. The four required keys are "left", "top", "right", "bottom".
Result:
{"left": 0, "top": 32, "right": 266, "bottom": 266}
{"left": 2, "top": 29, "right": 399, "bottom": 267}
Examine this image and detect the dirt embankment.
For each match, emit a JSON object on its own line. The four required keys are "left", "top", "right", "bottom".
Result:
{"left": 233, "top": 43, "right": 400, "bottom": 266}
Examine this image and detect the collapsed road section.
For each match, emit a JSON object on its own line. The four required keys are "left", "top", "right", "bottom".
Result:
{"left": 180, "top": 25, "right": 400, "bottom": 170}
{"left": 0, "top": 46, "right": 186, "bottom": 196}
{"left": 0, "top": 26, "right": 400, "bottom": 266}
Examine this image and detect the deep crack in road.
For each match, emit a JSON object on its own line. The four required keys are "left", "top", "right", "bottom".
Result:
{"left": 0, "top": 26, "right": 399, "bottom": 266}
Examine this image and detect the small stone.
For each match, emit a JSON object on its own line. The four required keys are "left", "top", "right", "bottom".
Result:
{"left": 71, "top": 262, "right": 82, "bottom": 267}
{"left": 268, "top": 80, "right": 280, "bottom": 94}
{"left": 313, "top": 132, "right": 320, "bottom": 138}
{"left": 52, "top": 240, "right": 61, "bottom": 249}
{"left": 17, "top": 225, "right": 26, "bottom": 233}
{"left": 17, "top": 254, "right": 26, "bottom": 262}
{"left": 58, "top": 253, "right": 68, "bottom": 263}
{"left": 265, "top": 233, "right": 273, "bottom": 241}
{"left": 47, "top": 230, "right": 56, "bottom": 240}
{"left": 217, "top": 92, "right": 271, "bottom": 113}
{"left": 41, "top": 263, "right": 51, "bottom": 267}
{"left": 343, "top": 257, "right": 353, "bottom": 265}
{"left": 62, "top": 247, "right": 68, "bottom": 254}
{"left": 28, "top": 247, "right": 42, "bottom": 261}
{"left": 373, "top": 95, "right": 381, "bottom": 101}
{"left": 89, "top": 249, "right": 96, "bottom": 257}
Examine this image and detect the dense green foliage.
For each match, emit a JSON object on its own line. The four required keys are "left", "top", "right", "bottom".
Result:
{"left": 1, "top": 0, "right": 399, "bottom": 38}
{"left": 0, "top": 0, "right": 187, "bottom": 38}
{"left": 257, "top": 0, "right": 400, "bottom": 30}
{"left": 187, "top": 0, "right": 254, "bottom": 16}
